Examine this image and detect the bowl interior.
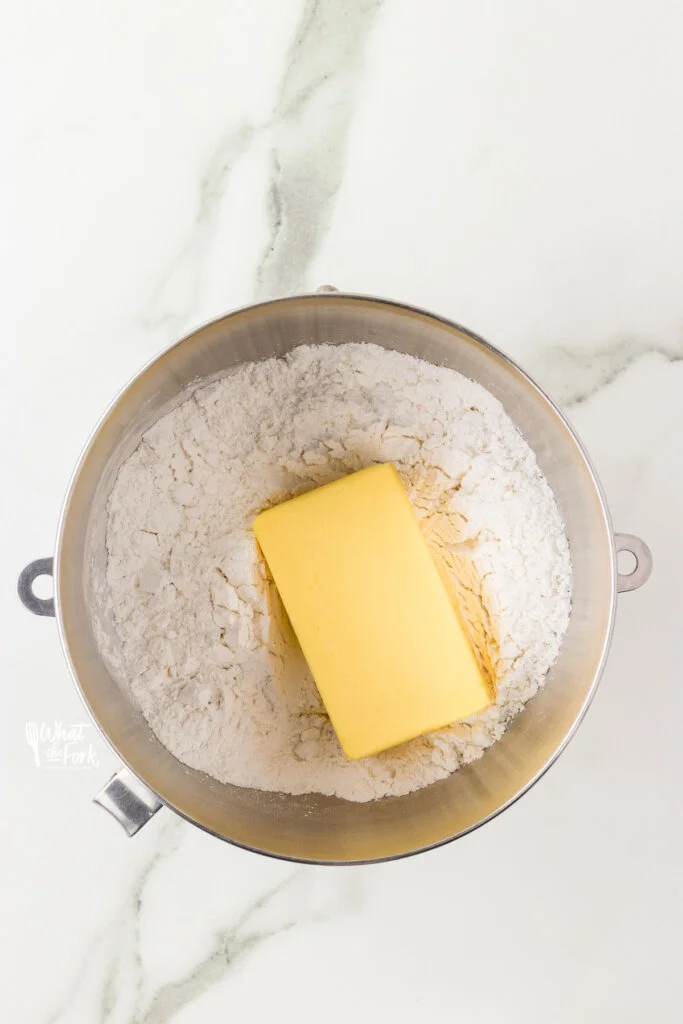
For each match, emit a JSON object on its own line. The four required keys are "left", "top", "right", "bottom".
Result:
{"left": 57, "top": 295, "right": 615, "bottom": 863}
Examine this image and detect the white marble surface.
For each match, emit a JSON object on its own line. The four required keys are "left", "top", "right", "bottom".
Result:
{"left": 2, "top": 1, "right": 682, "bottom": 1020}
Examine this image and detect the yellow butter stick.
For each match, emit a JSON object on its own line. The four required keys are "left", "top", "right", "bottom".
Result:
{"left": 253, "top": 463, "right": 490, "bottom": 759}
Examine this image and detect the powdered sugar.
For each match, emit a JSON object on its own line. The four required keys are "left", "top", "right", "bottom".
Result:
{"left": 105, "top": 343, "right": 571, "bottom": 801}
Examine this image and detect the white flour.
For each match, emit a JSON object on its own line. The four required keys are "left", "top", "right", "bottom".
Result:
{"left": 106, "top": 343, "right": 571, "bottom": 801}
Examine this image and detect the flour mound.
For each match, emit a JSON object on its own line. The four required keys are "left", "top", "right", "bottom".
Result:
{"left": 105, "top": 344, "right": 571, "bottom": 802}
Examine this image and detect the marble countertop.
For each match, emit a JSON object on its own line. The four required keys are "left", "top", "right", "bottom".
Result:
{"left": 2, "top": 2, "right": 681, "bottom": 1021}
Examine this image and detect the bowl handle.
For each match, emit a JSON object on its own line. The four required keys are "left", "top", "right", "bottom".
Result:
{"left": 18, "top": 557, "right": 55, "bottom": 617}
{"left": 94, "top": 767, "right": 163, "bottom": 836}
{"left": 615, "top": 534, "right": 652, "bottom": 593}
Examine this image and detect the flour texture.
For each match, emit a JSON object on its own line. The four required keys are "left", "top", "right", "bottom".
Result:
{"left": 106, "top": 344, "right": 571, "bottom": 801}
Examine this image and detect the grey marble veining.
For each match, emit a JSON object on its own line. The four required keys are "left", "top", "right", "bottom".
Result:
{"left": 530, "top": 335, "right": 683, "bottom": 408}
{"left": 255, "top": 0, "right": 385, "bottom": 300}
{"left": 41, "top": 812, "right": 367, "bottom": 1023}
{"left": 145, "top": 0, "right": 383, "bottom": 332}
{"left": 143, "top": 125, "right": 256, "bottom": 331}
{"left": 42, "top": 821, "right": 184, "bottom": 1024}
{"left": 130, "top": 870, "right": 299, "bottom": 1024}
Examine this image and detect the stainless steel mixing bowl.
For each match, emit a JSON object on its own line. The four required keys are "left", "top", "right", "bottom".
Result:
{"left": 19, "top": 293, "right": 652, "bottom": 863}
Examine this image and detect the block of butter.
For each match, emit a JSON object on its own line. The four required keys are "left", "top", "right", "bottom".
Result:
{"left": 253, "top": 463, "right": 490, "bottom": 759}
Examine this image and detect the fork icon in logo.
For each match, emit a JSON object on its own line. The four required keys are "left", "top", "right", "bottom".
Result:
{"left": 25, "top": 722, "right": 41, "bottom": 766}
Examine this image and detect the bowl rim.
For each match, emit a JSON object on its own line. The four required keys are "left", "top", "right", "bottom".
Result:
{"left": 54, "top": 291, "right": 617, "bottom": 864}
